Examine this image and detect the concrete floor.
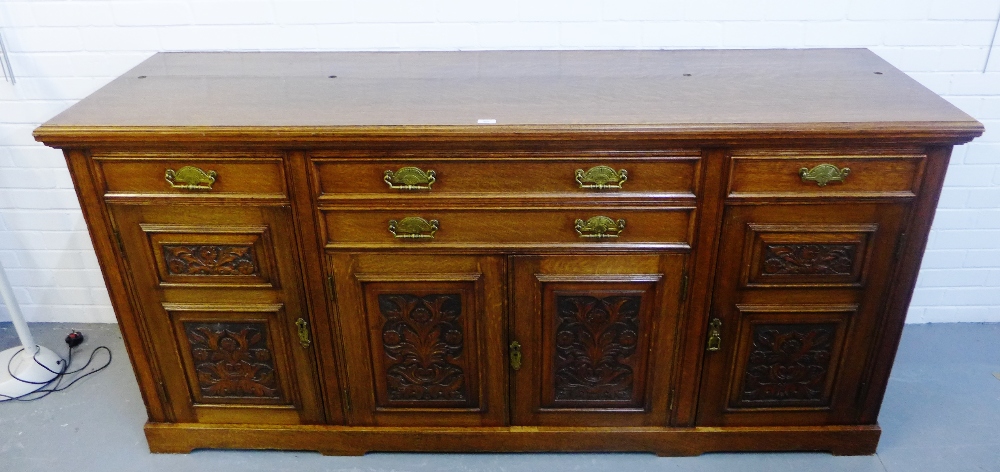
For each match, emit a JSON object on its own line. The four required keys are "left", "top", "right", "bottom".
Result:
{"left": 1, "top": 322, "right": 998, "bottom": 472}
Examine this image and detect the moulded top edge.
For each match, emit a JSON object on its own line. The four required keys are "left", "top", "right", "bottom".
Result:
{"left": 33, "top": 121, "right": 985, "bottom": 148}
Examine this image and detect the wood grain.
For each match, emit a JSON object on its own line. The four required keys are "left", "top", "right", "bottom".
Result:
{"left": 144, "top": 422, "right": 881, "bottom": 456}
{"left": 37, "top": 50, "right": 977, "bottom": 129}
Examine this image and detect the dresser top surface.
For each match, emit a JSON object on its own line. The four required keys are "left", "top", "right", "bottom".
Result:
{"left": 36, "top": 49, "right": 982, "bottom": 142}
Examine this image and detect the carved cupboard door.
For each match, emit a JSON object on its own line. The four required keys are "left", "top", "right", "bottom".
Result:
{"left": 510, "top": 254, "right": 685, "bottom": 426}
{"left": 108, "top": 204, "right": 326, "bottom": 425}
{"left": 329, "top": 253, "right": 507, "bottom": 426}
{"left": 697, "top": 203, "right": 909, "bottom": 426}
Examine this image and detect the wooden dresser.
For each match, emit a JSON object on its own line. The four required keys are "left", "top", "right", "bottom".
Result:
{"left": 34, "top": 49, "right": 982, "bottom": 456}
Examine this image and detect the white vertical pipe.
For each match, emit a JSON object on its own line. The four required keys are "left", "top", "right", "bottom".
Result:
{"left": 0, "top": 259, "right": 36, "bottom": 352}
{"left": 0, "top": 29, "right": 13, "bottom": 84}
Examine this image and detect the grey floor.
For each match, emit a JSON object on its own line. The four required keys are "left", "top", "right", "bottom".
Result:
{"left": 1, "top": 322, "right": 998, "bottom": 472}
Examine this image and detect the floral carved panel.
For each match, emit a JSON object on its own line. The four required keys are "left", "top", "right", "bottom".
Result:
{"left": 377, "top": 293, "right": 470, "bottom": 405}
{"left": 761, "top": 244, "right": 857, "bottom": 276}
{"left": 737, "top": 323, "right": 837, "bottom": 406}
{"left": 183, "top": 321, "right": 283, "bottom": 402}
{"left": 743, "top": 224, "right": 877, "bottom": 288}
{"left": 552, "top": 294, "right": 643, "bottom": 405}
{"left": 163, "top": 245, "right": 258, "bottom": 276}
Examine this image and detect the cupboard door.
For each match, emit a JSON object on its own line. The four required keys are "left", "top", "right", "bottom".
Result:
{"left": 697, "top": 203, "right": 908, "bottom": 426}
{"left": 511, "top": 254, "right": 685, "bottom": 426}
{"left": 109, "top": 204, "right": 325, "bottom": 424}
{"left": 330, "top": 253, "right": 507, "bottom": 426}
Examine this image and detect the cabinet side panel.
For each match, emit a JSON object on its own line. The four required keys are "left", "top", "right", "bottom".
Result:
{"left": 63, "top": 148, "right": 169, "bottom": 422}
{"left": 858, "top": 145, "right": 953, "bottom": 423}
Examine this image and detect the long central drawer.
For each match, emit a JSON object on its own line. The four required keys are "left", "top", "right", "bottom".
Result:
{"left": 312, "top": 153, "right": 700, "bottom": 199}
{"left": 320, "top": 207, "right": 695, "bottom": 249}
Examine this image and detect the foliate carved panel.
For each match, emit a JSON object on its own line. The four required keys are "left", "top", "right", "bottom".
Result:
{"left": 163, "top": 245, "right": 258, "bottom": 276}
{"left": 762, "top": 244, "right": 857, "bottom": 276}
{"left": 552, "top": 294, "right": 642, "bottom": 404}
{"left": 183, "top": 322, "right": 283, "bottom": 401}
{"left": 377, "top": 293, "right": 469, "bottom": 404}
{"left": 738, "top": 323, "right": 837, "bottom": 406}
{"left": 743, "top": 224, "right": 876, "bottom": 287}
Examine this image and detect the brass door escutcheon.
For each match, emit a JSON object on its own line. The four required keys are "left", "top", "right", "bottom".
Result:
{"left": 575, "top": 216, "right": 626, "bottom": 238}
{"left": 384, "top": 167, "right": 436, "bottom": 190}
{"left": 295, "top": 318, "right": 311, "bottom": 348}
{"left": 388, "top": 217, "right": 439, "bottom": 239}
{"left": 799, "top": 163, "right": 850, "bottom": 186}
{"left": 706, "top": 318, "right": 722, "bottom": 352}
{"left": 576, "top": 165, "right": 627, "bottom": 189}
{"left": 509, "top": 341, "right": 522, "bottom": 371}
{"left": 165, "top": 166, "right": 218, "bottom": 190}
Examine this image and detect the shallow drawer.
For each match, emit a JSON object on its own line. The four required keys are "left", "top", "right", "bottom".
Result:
{"left": 322, "top": 207, "right": 694, "bottom": 248}
{"left": 95, "top": 153, "right": 288, "bottom": 198}
{"left": 313, "top": 156, "right": 699, "bottom": 198}
{"left": 728, "top": 153, "right": 924, "bottom": 198}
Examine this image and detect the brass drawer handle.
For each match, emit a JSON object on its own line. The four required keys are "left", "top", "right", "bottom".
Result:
{"left": 384, "top": 167, "right": 436, "bottom": 190}
{"left": 295, "top": 318, "right": 311, "bottom": 348}
{"left": 575, "top": 216, "right": 626, "bottom": 238}
{"left": 509, "top": 341, "right": 522, "bottom": 371}
{"left": 165, "top": 166, "right": 218, "bottom": 190}
{"left": 799, "top": 164, "right": 850, "bottom": 187}
{"left": 706, "top": 318, "right": 722, "bottom": 352}
{"left": 388, "top": 217, "right": 439, "bottom": 239}
{"left": 576, "top": 165, "right": 627, "bottom": 189}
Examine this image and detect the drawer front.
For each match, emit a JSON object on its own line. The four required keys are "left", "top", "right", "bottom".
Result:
{"left": 728, "top": 153, "right": 924, "bottom": 197}
{"left": 95, "top": 153, "right": 288, "bottom": 198}
{"left": 313, "top": 156, "right": 699, "bottom": 198}
{"left": 322, "top": 207, "right": 694, "bottom": 248}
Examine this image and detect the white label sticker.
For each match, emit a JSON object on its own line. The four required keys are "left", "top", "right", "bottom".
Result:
{"left": 477, "top": 118, "right": 497, "bottom": 124}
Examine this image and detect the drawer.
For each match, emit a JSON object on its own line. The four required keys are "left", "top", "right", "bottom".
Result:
{"left": 321, "top": 207, "right": 694, "bottom": 248}
{"left": 727, "top": 153, "right": 924, "bottom": 198}
{"left": 95, "top": 153, "right": 288, "bottom": 199}
{"left": 312, "top": 155, "right": 699, "bottom": 198}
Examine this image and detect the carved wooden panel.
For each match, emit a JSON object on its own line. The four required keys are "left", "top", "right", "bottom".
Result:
{"left": 144, "top": 226, "right": 278, "bottom": 287}
{"left": 552, "top": 294, "right": 642, "bottom": 403}
{"left": 337, "top": 254, "right": 504, "bottom": 426}
{"left": 761, "top": 244, "right": 856, "bottom": 275}
{"left": 357, "top": 276, "right": 484, "bottom": 412}
{"left": 737, "top": 323, "right": 837, "bottom": 406}
{"left": 377, "top": 293, "right": 469, "bottom": 404}
{"left": 539, "top": 285, "right": 655, "bottom": 411}
{"left": 163, "top": 245, "right": 258, "bottom": 276}
{"left": 743, "top": 224, "right": 876, "bottom": 288}
{"left": 183, "top": 321, "right": 285, "bottom": 403}
{"left": 512, "top": 254, "right": 684, "bottom": 427}
{"left": 723, "top": 306, "right": 855, "bottom": 412}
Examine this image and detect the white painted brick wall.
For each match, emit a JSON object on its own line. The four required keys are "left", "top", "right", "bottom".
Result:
{"left": 0, "top": 0, "right": 998, "bottom": 324}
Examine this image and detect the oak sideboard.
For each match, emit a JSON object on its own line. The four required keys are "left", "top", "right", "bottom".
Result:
{"left": 34, "top": 49, "right": 983, "bottom": 456}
